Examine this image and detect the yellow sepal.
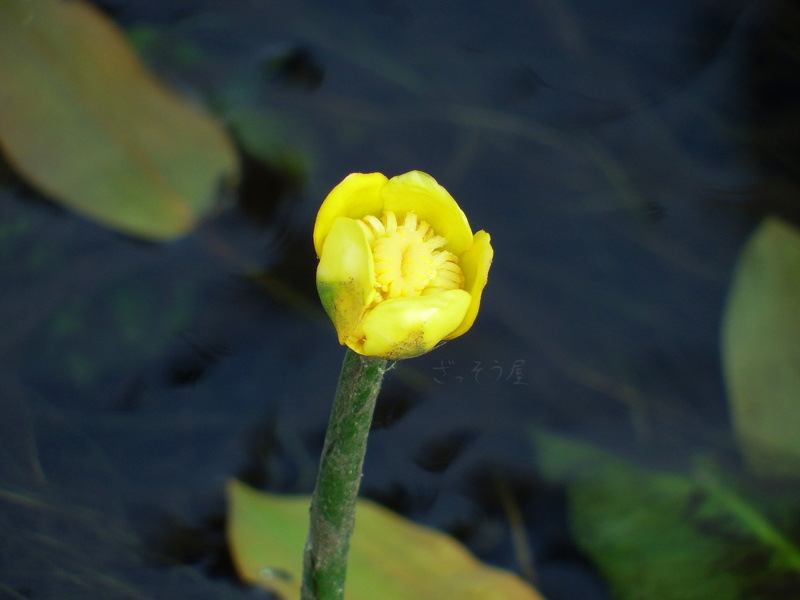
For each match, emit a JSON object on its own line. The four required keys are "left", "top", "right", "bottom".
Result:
{"left": 317, "top": 217, "right": 375, "bottom": 343}
{"left": 447, "top": 230, "right": 493, "bottom": 339}
{"left": 354, "top": 289, "right": 471, "bottom": 359}
{"left": 380, "top": 171, "right": 473, "bottom": 256}
{"left": 313, "top": 173, "right": 388, "bottom": 257}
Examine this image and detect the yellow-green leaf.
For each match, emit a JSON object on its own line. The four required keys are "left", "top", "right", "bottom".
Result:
{"left": 226, "top": 479, "right": 543, "bottom": 600}
{"left": 721, "top": 216, "right": 800, "bottom": 479}
{"left": 533, "top": 430, "right": 800, "bottom": 600}
{"left": 0, "top": 0, "right": 238, "bottom": 240}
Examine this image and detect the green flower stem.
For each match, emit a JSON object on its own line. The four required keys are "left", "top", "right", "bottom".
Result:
{"left": 301, "top": 349, "right": 388, "bottom": 600}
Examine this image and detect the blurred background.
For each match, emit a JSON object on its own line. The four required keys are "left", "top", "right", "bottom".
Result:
{"left": 2, "top": 1, "right": 799, "bottom": 599}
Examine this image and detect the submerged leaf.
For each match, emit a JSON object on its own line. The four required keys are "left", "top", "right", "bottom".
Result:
{"left": 721, "top": 217, "right": 800, "bottom": 479}
{"left": 226, "top": 479, "right": 543, "bottom": 600}
{"left": 0, "top": 0, "right": 238, "bottom": 240}
{"left": 534, "top": 431, "right": 800, "bottom": 600}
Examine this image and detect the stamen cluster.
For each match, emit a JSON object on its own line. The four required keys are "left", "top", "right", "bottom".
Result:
{"left": 357, "top": 211, "right": 465, "bottom": 303}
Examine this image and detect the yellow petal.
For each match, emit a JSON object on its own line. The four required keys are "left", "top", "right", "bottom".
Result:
{"left": 446, "top": 231, "right": 493, "bottom": 340}
{"left": 313, "top": 172, "right": 389, "bottom": 257}
{"left": 317, "top": 217, "right": 375, "bottom": 344}
{"left": 355, "top": 289, "right": 471, "bottom": 360}
{"left": 380, "top": 171, "right": 473, "bottom": 256}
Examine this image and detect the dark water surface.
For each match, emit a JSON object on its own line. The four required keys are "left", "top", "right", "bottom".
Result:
{"left": 2, "top": 1, "right": 798, "bottom": 599}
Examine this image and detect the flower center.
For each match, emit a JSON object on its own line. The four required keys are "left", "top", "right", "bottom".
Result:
{"left": 357, "top": 211, "right": 464, "bottom": 302}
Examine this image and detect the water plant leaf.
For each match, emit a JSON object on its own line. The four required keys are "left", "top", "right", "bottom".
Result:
{"left": 534, "top": 431, "right": 800, "bottom": 600}
{"left": 226, "top": 479, "right": 543, "bottom": 600}
{"left": 0, "top": 0, "right": 238, "bottom": 240}
{"left": 721, "top": 216, "right": 800, "bottom": 479}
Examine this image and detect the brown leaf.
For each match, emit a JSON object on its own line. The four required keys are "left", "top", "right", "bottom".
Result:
{"left": 0, "top": 0, "right": 238, "bottom": 240}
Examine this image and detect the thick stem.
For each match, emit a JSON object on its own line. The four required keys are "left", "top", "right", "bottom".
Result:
{"left": 301, "top": 349, "right": 387, "bottom": 600}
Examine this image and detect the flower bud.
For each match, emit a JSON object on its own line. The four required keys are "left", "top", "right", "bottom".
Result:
{"left": 314, "top": 171, "right": 493, "bottom": 359}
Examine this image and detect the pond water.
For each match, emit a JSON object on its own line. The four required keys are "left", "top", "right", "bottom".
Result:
{"left": 2, "top": 1, "right": 799, "bottom": 599}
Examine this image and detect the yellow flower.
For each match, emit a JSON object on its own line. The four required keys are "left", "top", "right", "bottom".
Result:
{"left": 314, "top": 171, "right": 493, "bottom": 360}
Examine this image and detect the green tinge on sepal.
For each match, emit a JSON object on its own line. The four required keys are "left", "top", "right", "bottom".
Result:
{"left": 317, "top": 279, "right": 365, "bottom": 345}
{"left": 317, "top": 280, "right": 338, "bottom": 323}
{"left": 317, "top": 216, "right": 375, "bottom": 344}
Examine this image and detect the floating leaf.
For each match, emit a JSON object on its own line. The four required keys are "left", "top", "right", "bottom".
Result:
{"left": 721, "top": 216, "right": 800, "bottom": 479}
{"left": 226, "top": 479, "right": 543, "bottom": 600}
{"left": 0, "top": 0, "right": 238, "bottom": 240}
{"left": 534, "top": 431, "right": 800, "bottom": 600}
